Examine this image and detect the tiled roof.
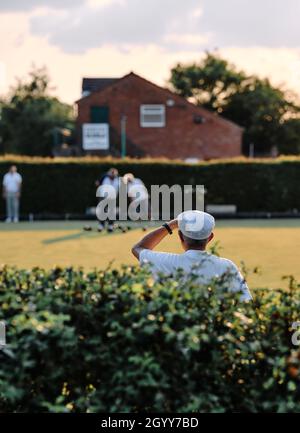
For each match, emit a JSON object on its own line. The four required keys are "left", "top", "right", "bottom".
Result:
{"left": 82, "top": 78, "right": 119, "bottom": 94}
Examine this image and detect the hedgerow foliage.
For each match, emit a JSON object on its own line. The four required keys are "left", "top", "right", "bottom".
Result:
{"left": 0, "top": 265, "right": 299, "bottom": 413}
{"left": 0, "top": 156, "right": 300, "bottom": 214}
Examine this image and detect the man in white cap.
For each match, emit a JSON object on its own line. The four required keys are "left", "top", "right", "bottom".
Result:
{"left": 131, "top": 210, "right": 252, "bottom": 301}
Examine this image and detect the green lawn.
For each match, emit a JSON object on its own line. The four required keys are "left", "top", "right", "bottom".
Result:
{"left": 0, "top": 219, "right": 299, "bottom": 288}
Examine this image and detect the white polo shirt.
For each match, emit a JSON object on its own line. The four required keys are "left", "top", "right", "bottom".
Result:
{"left": 140, "top": 249, "right": 252, "bottom": 302}
{"left": 127, "top": 178, "right": 148, "bottom": 200}
{"left": 97, "top": 176, "right": 120, "bottom": 199}
{"left": 101, "top": 176, "right": 119, "bottom": 191}
{"left": 3, "top": 172, "right": 22, "bottom": 193}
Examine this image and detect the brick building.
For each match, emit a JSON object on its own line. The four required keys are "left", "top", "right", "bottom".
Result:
{"left": 76, "top": 72, "right": 243, "bottom": 160}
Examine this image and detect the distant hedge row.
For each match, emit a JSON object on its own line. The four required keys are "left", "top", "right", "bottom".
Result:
{"left": 0, "top": 157, "right": 299, "bottom": 215}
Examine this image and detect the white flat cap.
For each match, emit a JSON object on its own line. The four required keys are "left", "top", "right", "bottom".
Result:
{"left": 178, "top": 210, "right": 215, "bottom": 240}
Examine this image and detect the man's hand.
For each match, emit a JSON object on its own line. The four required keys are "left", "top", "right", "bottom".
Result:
{"left": 167, "top": 219, "right": 178, "bottom": 231}
{"left": 131, "top": 218, "right": 178, "bottom": 260}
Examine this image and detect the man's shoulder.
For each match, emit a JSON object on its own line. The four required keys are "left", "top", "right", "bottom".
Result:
{"left": 140, "top": 249, "right": 181, "bottom": 259}
{"left": 209, "top": 254, "right": 239, "bottom": 271}
{"left": 139, "top": 249, "right": 181, "bottom": 264}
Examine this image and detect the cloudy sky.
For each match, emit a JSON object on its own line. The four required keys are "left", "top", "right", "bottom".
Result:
{"left": 1, "top": 0, "right": 300, "bottom": 103}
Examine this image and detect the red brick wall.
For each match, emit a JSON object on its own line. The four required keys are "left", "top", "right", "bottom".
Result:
{"left": 77, "top": 73, "right": 243, "bottom": 160}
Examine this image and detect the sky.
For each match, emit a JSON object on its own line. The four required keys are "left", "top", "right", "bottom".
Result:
{"left": 1, "top": 0, "right": 300, "bottom": 104}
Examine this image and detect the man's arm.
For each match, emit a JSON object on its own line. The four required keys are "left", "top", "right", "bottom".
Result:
{"left": 225, "top": 260, "right": 252, "bottom": 302}
{"left": 131, "top": 219, "right": 178, "bottom": 260}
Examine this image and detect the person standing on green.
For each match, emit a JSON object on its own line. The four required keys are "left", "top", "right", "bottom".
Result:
{"left": 2, "top": 165, "right": 22, "bottom": 223}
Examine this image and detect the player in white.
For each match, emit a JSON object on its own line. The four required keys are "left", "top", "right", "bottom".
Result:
{"left": 2, "top": 165, "right": 22, "bottom": 223}
{"left": 96, "top": 168, "right": 120, "bottom": 232}
{"left": 124, "top": 173, "right": 148, "bottom": 204}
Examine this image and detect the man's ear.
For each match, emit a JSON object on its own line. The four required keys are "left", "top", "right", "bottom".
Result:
{"left": 207, "top": 232, "right": 214, "bottom": 243}
{"left": 178, "top": 230, "right": 184, "bottom": 242}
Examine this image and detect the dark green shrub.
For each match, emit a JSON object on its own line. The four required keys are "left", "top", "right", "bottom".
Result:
{"left": 0, "top": 265, "right": 299, "bottom": 412}
{"left": 0, "top": 157, "right": 300, "bottom": 215}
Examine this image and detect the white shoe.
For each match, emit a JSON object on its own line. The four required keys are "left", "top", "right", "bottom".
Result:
{"left": 13, "top": 217, "right": 19, "bottom": 223}
{"left": 5, "top": 218, "right": 12, "bottom": 223}
{"left": 107, "top": 224, "right": 114, "bottom": 232}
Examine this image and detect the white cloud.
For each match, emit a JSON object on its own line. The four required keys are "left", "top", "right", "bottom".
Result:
{"left": 1, "top": 0, "right": 300, "bottom": 105}
{"left": 2, "top": 0, "right": 300, "bottom": 53}
{"left": 28, "top": 0, "right": 204, "bottom": 53}
{"left": 164, "top": 33, "right": 211, "bottom": 47}
{"left": 0, "top": 0, "right": 84, "bottom": 12}
{"left": 22, "top": 0, "right": 300, "bottom": 54}
{"left": 0, "top": 11, "right": 204, "bottom": 103}
{"left": 87, "top": 0, "right": 125, "bottom": 8}
{"left": 191, "top": 7, "right": 203, "bottom": 18}
{"left": 199, "top": 0, "right": 300, "bottom": 48}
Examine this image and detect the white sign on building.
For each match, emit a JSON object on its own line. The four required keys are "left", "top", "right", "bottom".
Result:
{"left": 82, "top": 123, "right": 110, "bottom": 150}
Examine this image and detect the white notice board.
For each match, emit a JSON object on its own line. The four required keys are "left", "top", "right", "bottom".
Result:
{"left": 82, "top": 123, "right": 110, "bottom": 150}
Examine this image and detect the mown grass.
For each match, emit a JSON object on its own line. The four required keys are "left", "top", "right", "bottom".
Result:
{"left": 0, "top": 219, "right": 299, "bottom": 288}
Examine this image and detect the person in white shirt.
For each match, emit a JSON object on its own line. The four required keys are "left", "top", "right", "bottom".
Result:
{"left": 132, "top": 210, "right": 252, "bottom": 302}
{"left": 2, "top": 165, "right": 22, "bottom": 223}
{"left": 123, "top": 173, "right": 149, "bottom": 221}
{"left": 96, "top": 168, "right": 120, "bottom": 232}
{"left": 124, "top": 173, "right": 147, "bottom": 199}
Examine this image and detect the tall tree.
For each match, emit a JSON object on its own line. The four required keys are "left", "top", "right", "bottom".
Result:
{"left": 169, "top": 53, "right": 300, "bottom": 155}
{"left": 223, "top": 77, "right": 299, "bottom": 154}
{"left": 170, "top": 52, "right": 246, "bottom": 112}
{"left": 278, "top": 118, "right": 300, "bottom": 155}
{"left": 0, "top": 67, "right": 74, "bottom": 156}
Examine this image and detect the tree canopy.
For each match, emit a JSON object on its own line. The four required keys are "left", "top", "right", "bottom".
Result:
{"left": 170, "top": 53, "right": 300, "bottom": 155}
{"left": 0, "top": 67, "right": 74, "bottom": 156}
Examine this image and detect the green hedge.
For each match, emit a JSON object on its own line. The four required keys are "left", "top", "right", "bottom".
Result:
{"left": 0, "top": 157, "right": 300, "bottom": 215}
{"left": 0, "top": 265, "right": 300, "bottom": 412}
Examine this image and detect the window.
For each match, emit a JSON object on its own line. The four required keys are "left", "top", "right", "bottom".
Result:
{"left": 90, "top": 106, "right": 109, "bottom": 123}
{"left": 140, "top": 105, "right": 166, "bottom": 127}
